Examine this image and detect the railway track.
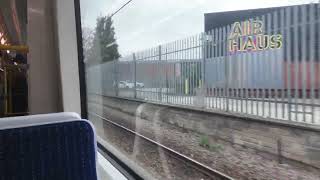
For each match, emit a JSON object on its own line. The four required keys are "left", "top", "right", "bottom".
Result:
{"left": 89, "top": 112, "right": 233, "bottom": 180}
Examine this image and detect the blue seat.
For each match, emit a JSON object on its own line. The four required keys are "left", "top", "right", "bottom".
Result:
{"left": 0, "top": 112, "right": 98, "bottom": 180}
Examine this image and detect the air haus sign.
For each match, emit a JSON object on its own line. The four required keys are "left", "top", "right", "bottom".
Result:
{"left": 228, "top": 20, "right": 282, "bottom": 53}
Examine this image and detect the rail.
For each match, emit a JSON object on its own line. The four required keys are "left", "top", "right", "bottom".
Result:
{"left": 90, "top": 112, "right": 233, "bottom": 180}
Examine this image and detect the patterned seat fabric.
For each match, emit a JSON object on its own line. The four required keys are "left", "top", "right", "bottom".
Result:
{"left": 0, "top": 120, "right": 97, "bottom": 180}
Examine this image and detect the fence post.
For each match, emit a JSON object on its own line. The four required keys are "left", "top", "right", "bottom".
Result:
{"left": 133, "top": 53, "right": 137, "bottom": 99}
{"left": 114, "top": 61, "right": 119, "bottom": 97}
{"left": 165, "top": 47, "right": 169, "bottom": 103}
{"left": 225, "top": 26, "right": 230, "bottom": 112}
{"left": 158, "top": 45, "right": 162, "bottom": 102}
{"left": 201, "top": 32, "right": 206, "bottom": 108}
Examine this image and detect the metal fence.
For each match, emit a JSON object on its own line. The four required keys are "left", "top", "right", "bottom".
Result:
{"left": 87, "top": 3, "right": 320, "bottom": 125}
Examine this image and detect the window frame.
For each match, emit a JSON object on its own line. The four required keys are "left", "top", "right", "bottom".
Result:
{"left": 73, "top": 0, "right": 143, "bottom": 179}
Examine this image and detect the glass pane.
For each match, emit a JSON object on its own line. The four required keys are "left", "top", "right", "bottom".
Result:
{"left": 0, "top": 0, "right": 59, "bottom": 117}
{"left": 0, "top": 0, "right": 28, "bottom": 117}
{"left": 80, "top": 0, "right": 320, "bottom": 179}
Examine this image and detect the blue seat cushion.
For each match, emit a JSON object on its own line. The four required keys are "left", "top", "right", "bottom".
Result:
{"left": 0, "top": 120, "right": 97, "bottom": 180}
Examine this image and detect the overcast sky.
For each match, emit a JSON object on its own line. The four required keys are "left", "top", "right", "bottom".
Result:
{"left": 80, "top": 0, "right": 318, "bottom": 56}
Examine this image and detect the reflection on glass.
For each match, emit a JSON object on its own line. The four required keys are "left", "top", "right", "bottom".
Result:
{"left": 81, "top": 0, "right": 320, "bottom": 179}
{"left": 0, "top": 0, "right": 28, "bottom": 117}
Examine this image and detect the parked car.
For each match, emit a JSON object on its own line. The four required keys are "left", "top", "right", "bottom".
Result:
{"left": 115, "top": 81, "right": 144, "bottom": 89}
{"left": 136, "top": 82, "right": 144, "bottom": 88}
{"left": 118, "top": 81, "right": 126, "bottom": 88}
{"left": 124, "top": 81, "right": 135, "bottom": 88}
{"left": 117, "top": 81, "right": 133, "bottom": 88}
{"left": 124, "top": 81, "right": 144, "bottom": 88}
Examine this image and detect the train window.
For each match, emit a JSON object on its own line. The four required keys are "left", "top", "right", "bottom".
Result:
{"left": 79, "top": 0, "right": 320, "bottom": 179}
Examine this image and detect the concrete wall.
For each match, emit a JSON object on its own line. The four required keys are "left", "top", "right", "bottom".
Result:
{"left": 97, "top": 95, "right": 320, "bottom": 169}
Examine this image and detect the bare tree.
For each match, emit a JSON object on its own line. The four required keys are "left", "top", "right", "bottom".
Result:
{"left": 82, "top": 27, "right": 94, "bottom": 63}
